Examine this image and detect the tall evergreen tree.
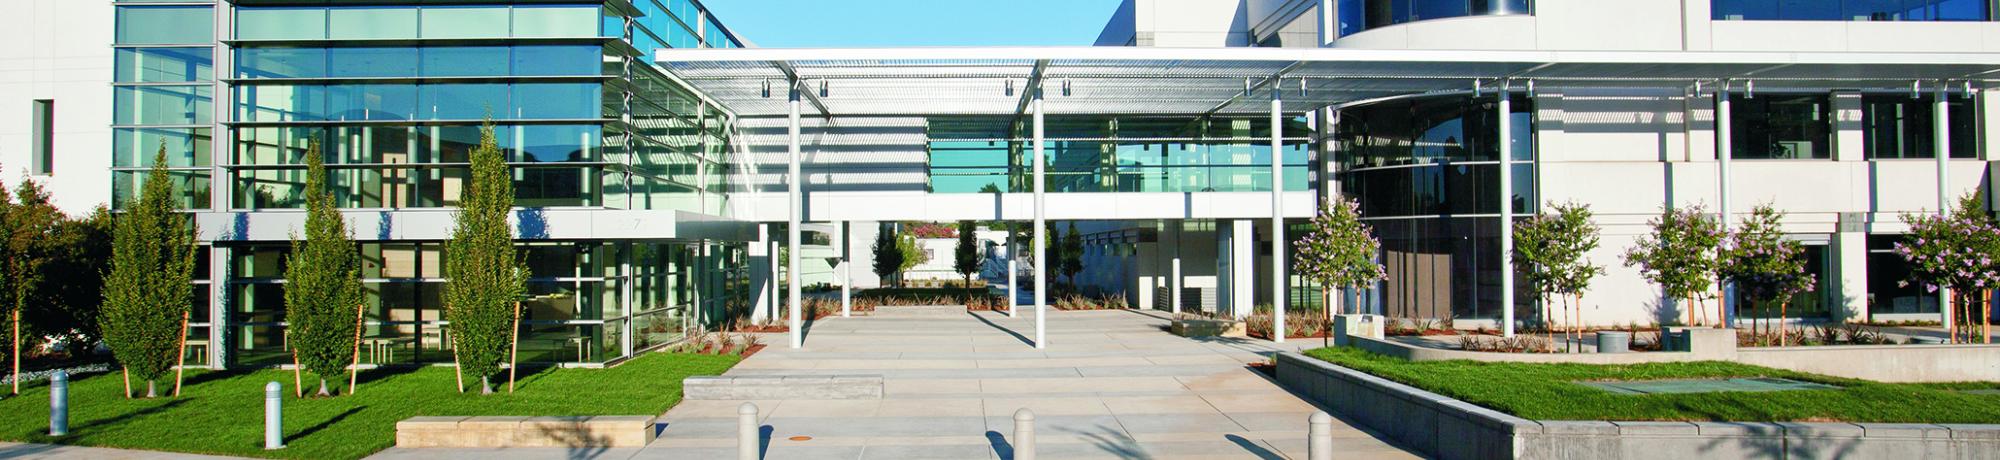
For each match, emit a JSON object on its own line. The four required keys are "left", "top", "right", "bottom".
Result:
{"left": 101, "top": 147, "right": 199, "bottom": 398}
{"left": 284, "top": 141, "right": 365, "bottom": 396}
{"left": 953, "top": 220, "right": 980, "bottom": 288}
{"left": 872, "top": 226, "right": 904, "bottom": 287}
{"left": 443, "top": 123, "right": 526, "bottom": 394}
{"left": 1060, "top": 222, "right": 1084, "bottom": 287}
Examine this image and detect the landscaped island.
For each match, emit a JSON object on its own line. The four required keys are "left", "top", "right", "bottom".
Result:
{"left": 0, "top": 352, "right": 739, "bottom": 459}
{"left": 1304, "top": 346, "right": 2000, "bottom": 423}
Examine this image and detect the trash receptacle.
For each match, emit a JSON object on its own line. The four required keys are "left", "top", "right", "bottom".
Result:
{"left": 1597, "top": 331, "right": 1631, "bottom": 353}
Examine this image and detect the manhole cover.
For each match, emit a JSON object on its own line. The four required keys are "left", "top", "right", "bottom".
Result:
{"left": 1580, "top": 377, "right": 1838, "bottom": 395}
{"left": 788, "top": 436, "right": 813, "bottom": 441}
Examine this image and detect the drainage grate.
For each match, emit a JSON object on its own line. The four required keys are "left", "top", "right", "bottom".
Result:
{"left": 1580, "top": 377, "right": 1839, "bottom": 395}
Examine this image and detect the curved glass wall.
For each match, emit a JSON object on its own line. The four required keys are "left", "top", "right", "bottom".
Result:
{"left": 1336, "top": 94, "right": 1534, "bottom": 321}
{"left": 926, "top": 116, "right": 1314, "bottom": 193}
{"left": 1713, "top": 0, "right": 1988, "bottom": 21}
{"left": 1337, "top": 0, "right": 1533, "bottom": 37}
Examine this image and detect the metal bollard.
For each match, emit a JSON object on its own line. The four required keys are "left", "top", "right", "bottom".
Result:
{"left": 264, "top": 382, "right": 284, "bottom": 450}
{"left": 48, "top": 370, "right": 68, "bottom": 436}
{"left": 738, "top": 402, "right": 759, "bottom": 460}
{"left": 1014, "top": 408, "right": 1036, "bottom": 460}
{"left": 1308, "top": 411, "right": 1333, "bottom": 460}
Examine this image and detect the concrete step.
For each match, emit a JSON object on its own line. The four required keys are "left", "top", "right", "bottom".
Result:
{"left": 870, "top": 305, "right": 967, "bottom": 317}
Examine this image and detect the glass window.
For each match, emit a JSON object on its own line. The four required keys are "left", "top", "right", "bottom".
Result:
{"left": 513, "top": 83, "right": 601, "bottom": 119}
{"left": 235, "top": 7, "right": 326, "bottom": 40}
{"left": 234, "top": 126, "right": 323, "bottom": 166}
{"left": 519, "top": 125, "right": 601, "bottom": 162}
{"left": 420, "top": 6, "right": 509, "bottom": 39}
{"left": 115, "top": 48, "right": 213, "bottom": 83}
{"left": 421, "top": 46, "right": 510, "bottom": 77}
{"left": 114, "top": 127, "right": 212, "bottom": 168}
{"left": 236, "top": 47, "right": 327, "bottom": 79}
{"left": 1740, "top": 243, "right": 1832, "bottom": 319}
{"left": 115, "top": 6, "right": 214, "bottom": 45}
{"left": 1730, "top": 94, "right": 1831, "bottom": 160}
{"left": 1714, "top": 0, "right": 1989, "bottom": 21}
{"left": 328, "top": 47, "right": 418, "bottom": 78}
{"left": 112, "top": 169, "right": 211, "bottom": 210}
{"left": 513, "top": 46, "right": 604, "bottom": 77}
{"left": 114, "top": 85, "right": 213, "bottom": 126}
{"left": 1412, "top": 0, "right": 1470, "bottom": 21}
{"left": 514, "top": 5, "right": 602, "bottom": 38}
{"left": 1867, "top": 235, "right": 1941, "bottom": 314}
{"left": 236, "top": 84, "right": 327, "bottom": 122}
{"left": 1862, "top": 95, "right": 1977, "bottom": 159}
{"left": 420, "top": 84, "right": 510, "bottom": 120}
{"left": 326, "top": 84, "right": 418, "bottom": 121}
{"left": 329, "top": 6, "right": 418, "bottom": 40}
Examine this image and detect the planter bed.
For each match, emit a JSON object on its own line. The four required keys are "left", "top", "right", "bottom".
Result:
{"left": 1276, "top": 347, "right": 2000, "bottom": 460}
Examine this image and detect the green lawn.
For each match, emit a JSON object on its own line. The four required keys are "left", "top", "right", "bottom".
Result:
{"left": 0, "top": 352, "right": 740, "bottom": 459}
{"left": 1304, "top": 346, "right": 2000, "bottom": 423}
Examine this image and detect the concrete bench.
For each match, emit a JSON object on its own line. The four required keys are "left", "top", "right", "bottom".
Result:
{"left": 394, "top": 415, "right": 656, "bottom": 448}
{"left": 683, "top": 375, "right": 884, "bottom": 400}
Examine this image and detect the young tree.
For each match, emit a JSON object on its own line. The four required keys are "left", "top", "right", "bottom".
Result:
{"left": 1894, "top": 193, "right": 2000, "bottom": 344}
{"left": 1623, "top": 204, "right": 1726, "bottom": 328}
{"left": 871, "top": 226, "right": 905, "bottom": 287}
{"left": 1513, "top": 202, "right": 1604, "bottom": 349}
{"left": 895, "top": 231, "right": 928, "bottom": 279}
{"left": 443, "top": 124, "right": 527, "bottom": 394}
{"left": 4, "top": 180, "right": 61, "bottom": 394}
{"left": 953, "top": 220, "right": 980, "bottom": 288}
{"left": 1060, "top": 222, "right": 1084, "bottom": 287}
{"left": 1291, "top": 198, "right": 1386, "bottom": 327}
{"left": 283, "top": 141, "right": 365, "bottom": 396}
{"left": 101, "top": 147, "right": 199, "bottom": 398}
{"left": 1720, "top": 205, "right": 1817, "bottom": 346}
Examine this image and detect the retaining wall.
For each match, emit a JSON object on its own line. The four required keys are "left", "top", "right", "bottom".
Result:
{"left": 1352, "top": 328, "right": 2000, "bottom": 382}
{"left": 1274, "top": 352, "right": 2000, "bottom": 460}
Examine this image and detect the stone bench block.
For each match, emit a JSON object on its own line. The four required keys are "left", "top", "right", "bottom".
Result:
{"left": 683, "top": 374, "right": 884, "bottom": 400}
{"left": 395, "top": 415, "right": 658, "bottom": 448}
{"left": 1171, "top": 318, "right": 1245, "bottom": 338}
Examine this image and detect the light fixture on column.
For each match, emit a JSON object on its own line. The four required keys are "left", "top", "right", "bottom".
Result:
{"left": 1298, "top": 77, "right": 1308, "bottom": 98}
{"left": 762, "top": 79, "right": 772, "bottom": 98}
{"left": 1006, "top": 79, "right": 1015, "bottom": 97}
{"left": 1745, "top": 80, "right": 1755, "bottom": 99}
{"left": 819, "top": 80, "right": 829, "bottom": 98}
{"left": 1473, "top": 79, "right": 1483, "bottom": 98}
{"left": 1245, "top": 78, "right": 1254, "bottom": 96}
{"left": 1693, "top": 80, "right": 1704, "bottom": 98}
{"left": 1964, "top": 80, "right": 1975, "bottom": 98}
{"left": 1062, "top": 78, "right": 1073, "bottom": 97}
{"left": 1912, "top": 80, "right": 1923, "bottom": 99}
{"left": 1526, "top": 79, "right": 1536, "bottom": 98}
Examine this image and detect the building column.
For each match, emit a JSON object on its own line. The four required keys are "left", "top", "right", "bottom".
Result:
{"left": 1171, "top": 221, "right": 1183, "bottom": 315}
{"left": 1270, "top": 96, "right": 1287, "bottom": 343}
{"left": 1033, "top": 97, "right": 1048, "bottom": 349}
{"left": 1498, "top": 85, "right": 1517, "bottom": 338}
{"left": 622, "top": 245, "right": 635, "bottom": 357}
{"left": 788, "top": 89, "right": 804, "bottom": 349}
{"left": 1716, "top": 88, "right": 1734, "bottom": 327}
{"left": 841, "top": 221, "right": 852, "bottom": 318}
{"left": 751, "top": 224, "right": 773, "bottom": 324}
{"left": 208, "top": 246, "right": 228, "bottom": 370}
{"left": 1221, "top": 219, "right": 1255, "bottom": 318}
{"left": 1007, "top": 237, "right": 1018, "bottom": 318}
{"left": 1936, "top": 87, "right": 1955, "bottom": 327}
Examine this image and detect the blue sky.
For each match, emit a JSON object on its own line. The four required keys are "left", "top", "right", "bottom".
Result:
{"left": 701, "top": 0, "right": 1126, "bottom": 48}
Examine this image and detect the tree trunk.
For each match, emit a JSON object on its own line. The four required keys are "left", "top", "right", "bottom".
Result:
{"left": 317, "top": 378, "right": 331, "bottom": 397}
{"left": 350, "top": 303, "right": 365, "bottom": 396}
{"left": 173, "top": 310, "right": 188, "bottom": 397}
{"left": 122, "top": 368, "right": 131, "bottom": 399}
{"left": 481, "top": 376, "right": 494, "bottom": 395}
{"left": 1947, "top": 291, "right": 1958, "bottom": 344}
{"left": 1985, "top": 289, "right": 1992, "bottom": 345}
{"left": 11, "top": 309, "right": 19, "bottom": 395}
{"left": 1779, "top": 300, "right": 1790, "bottom": 347}
{"left": 1574, "top": 294, "right": 1584, "bottom": 353}
{"left": 1686, "top": 296, "right": 1695, "bottom": 328}
{"left": 146, "top": 380, "right": 157, "bottom": 398}
{"left": 1322, "top": 286, "right": 1332, "bottom": 348}
{"left": 508, "top": 302, "right": 522, "bottom": 394}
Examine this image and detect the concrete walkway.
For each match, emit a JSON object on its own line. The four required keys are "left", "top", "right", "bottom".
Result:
{"left": 371, "top": 308, "right": 1419, "bottom": 459}
{"left": 0, "top": 442, "right": 248, "bottom": 459}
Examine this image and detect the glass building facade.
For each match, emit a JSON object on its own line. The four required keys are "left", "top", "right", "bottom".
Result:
{"left": 1336, "top": 94, "right": 1534, "bottom": 321}
{"left": 1336, "top": 0, "right": 1534, "bottom": 37}
{"left": 111, "top": 0, "right": 750, "bottom": 367}
{"left": 1713, "top": 0, "right": 1989, "bottom": 21}
{"left": 926, "top": 116, "right": 1314, "bottom": 193}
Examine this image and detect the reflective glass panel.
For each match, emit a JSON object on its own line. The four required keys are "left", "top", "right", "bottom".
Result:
{"left": 1730, "top": 94, "right": 1831, "bottom": 160}
{"left": 236, "top": 84, "right": 326, "bottom": 122}
{"left": 519, "top": 125, "right": 602, "bottom": 162}
{"left": 513, "top": 46, "right": 604, "bottom": 76}
{"left": 421, "top": 6, "right": 509, "bottom": 39}
{"left": 329, "top": 47, "right": 418, "bottom": 78}
{"left": 514, "top": 5, "right": 602, "bottom": 38}
{"left": 114, "top": 85, "right": 213, "bottom": 125}
{"left": 420, "top": 84, "right": 510, "bottom": 120}
{"left": 329, "top": 6, "right": 418, "bottom": 40}
{"left": 235, "top": 7, "right": 326, "bottom": 40}
{"left": 236, "top": 47, "right": 327, "bottom": 79}
{"left": 115, "top": 48, "right": 213, "bottom": 83}
{"left": 115, "top": 6, "right": 214, "bottom": 45}
{"left": 421, "top": 46, "right": 509, "bottom": 77}
{"left": 326, "top": 84, "right": 418, "bottom": 121}
{"left": 513, "top": 83, "right": 601, "bottom": 119}
{"left": 113, "top": 127, "right": 212, "bottom": 168}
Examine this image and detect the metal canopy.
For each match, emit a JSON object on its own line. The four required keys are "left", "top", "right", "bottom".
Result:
{"left": 656, "top": 46, "right": 2000, "bottom": 117}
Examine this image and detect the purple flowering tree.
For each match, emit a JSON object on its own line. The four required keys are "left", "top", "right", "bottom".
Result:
{"left": 1623, "top": 204, "right": 1727, "bottom": 328}
{"left": 1894, "top": 193, "right": 2000, "bottom": 344}
{"left": 1720, "top": 205, "right": 1816, "bottom": 346}
{"left": 1293, "top": 198, "right": 1386, "bottom": 342}
{"left": 1513, "top": 202, "right": 1603, "bottom": 349}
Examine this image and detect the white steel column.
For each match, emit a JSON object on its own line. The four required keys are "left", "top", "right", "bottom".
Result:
{"left": 1171, "top": 221, "right": 1183, "bottom": 315}
{"left": 1498, "top": 86, "right": 1516, "bottom": 338}
{"left": 1033, "top": 97, "right": 1048, "bottom": 349}
{"left": 1007, "top": 238, "right": 1018, "bottom": 318}
{"left": 1928, "top": 89, "right": 1944, "bottom": 328}
{"left": 788, "top": 90, "right": 803, "bottom": 349}
{"left": 1270, "top": 97, "right": 1287, "bottom": 343}
{"left": 841, "top": 221, "right": 852, "bottom": 318}
{"left": 1716, "top": 88, "right": 1734, "bottom": 327}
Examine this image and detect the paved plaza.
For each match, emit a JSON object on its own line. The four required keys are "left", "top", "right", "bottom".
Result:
{"left": 372, "top": 307, "right": 1420, "bottom": 459}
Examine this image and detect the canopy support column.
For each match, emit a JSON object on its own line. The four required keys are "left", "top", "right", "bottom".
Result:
{"left": 1717, "top": 87, "right": 1734, "bottom": 327}
{"left": 1033, "top": 97, "right": 1048, "bottom": 349}
{"left": 841, "top": 221, "right": 852, "bottom": 318}
{"left": 788, "top": 88, "right": 804, "bottom": 349}
{"left": 1270, "top": 96, "right": 1287, "bottom": 344}
{"left": 1936, "top": 87, "right": 1955, "bottom": 329}
{"left": 1499, "top": 84, "right": 1516, "bottom": 338}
